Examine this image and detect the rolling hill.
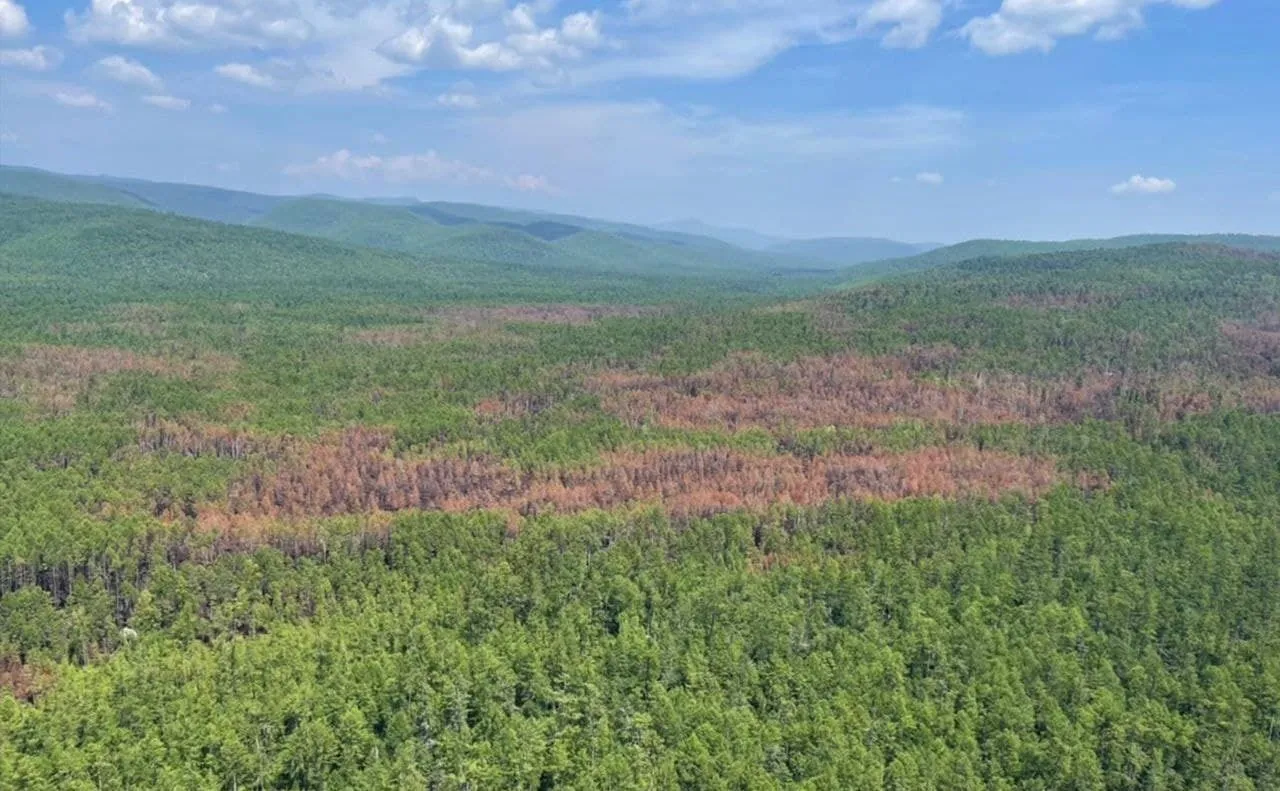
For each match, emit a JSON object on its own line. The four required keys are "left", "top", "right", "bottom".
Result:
{"left": 0, "top": 194, "right": 839, "bottom": 308}
{"left": 847, "top": 232, "right": 1280, "bottom": 283}
{"left": 0, "top": 166, "right": 154, "bottom": 210}
{"left": 6, "top": 166, "right": 1277, "bottom": 288}
{"left": 251, "top": 196, "right": 829, "bottom": 278}
{"left": 1, "top": 167, "right": 832, "bottom": 278}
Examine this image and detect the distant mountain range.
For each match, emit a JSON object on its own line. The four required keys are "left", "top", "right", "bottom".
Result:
{"left": 658, "top": 219, "right": 942, "bottom": 265}
{"left": 656, "top": 219, "right": 790, "bottom": 251}
{"left": 2, "top": 166, "right": 1277, "bottom": 286}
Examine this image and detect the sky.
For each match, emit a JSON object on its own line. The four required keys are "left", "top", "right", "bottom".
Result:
{"left": 0, "top": 0, "right": 1276, "bottom": 242}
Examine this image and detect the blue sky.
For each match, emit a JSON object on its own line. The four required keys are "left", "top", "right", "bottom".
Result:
{"left": 0, "top": 0, "right": 1275, "bottom": 242}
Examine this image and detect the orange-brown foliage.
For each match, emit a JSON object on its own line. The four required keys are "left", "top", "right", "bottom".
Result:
{"left": 472, "top": 393, "right": 559, "bottom": 421}
{"left": 0, "top": 344, "right": 237, "bottom": 414}
{"left": 0, "top": 657, "right": 51, "bottom": 703}
{"left": 209, "top": 428, "right": 1066, "bottom": 524}
{"left": 590, "top": 352, "right": 1118, "bottom": 431}
{"left": 1223, "top": 316, "right": 1280, "bottom": 373}
{"left": 589, "top": 351, "right": 1279, "bottom": 433}
{"left": 134, "top": 417, "right": 290, "bottom": 461}
{"left": 349, "top": 305, "right": 657, "bottom": 347}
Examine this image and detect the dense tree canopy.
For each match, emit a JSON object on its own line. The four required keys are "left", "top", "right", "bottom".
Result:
{"left": 1, "top": 195, "right": 1278, "bottom": 789}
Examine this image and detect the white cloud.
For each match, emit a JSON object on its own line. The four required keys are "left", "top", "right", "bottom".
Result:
{"left": 437, "top": 92, "right": 480, "bottom": 109}
{"left": 618, "top": 0, "right": 944, "bottom": 72}
{"left": 962, "top": 0, "right": 1223, "bottom": 56}
{"left": 915, "top": 171, "right": 944, "bottom": 185}
{"left": 283, "top": 147, "right": 555, "bottom": 194}
{"left": 0, "top": 129, "right": 17, "bottom": 144}
{"left": 209, "top": 102, "right": 228, "bottom": 113}
{"left": 94, "top": 55, "right": 163, "bottom": 87}
{"left": 0, "top": 0, "right": 28, "bottom": 39}
{"left": 142, "top": 94, "right": 190, "bottom": 110}
{"left": 1110, "top": 174, "right": 1177, "bottom": 195}
{"left": 856, "top": 0, "right": 944, "bottom": 49}
{"left": 380, "top": 15, "right": 523, "bottom": 70}
{"left": 215, "top": 62, "right": 278, "bottom": 88}
{"left": 66, "top": 0, "right": 314, "bottom": 49}
{"left": 52, "top": 89, "right": 113, "bottom": 111}
{"left": 371, "top": 132, "right": 390, "bottom": 144}
{"left": 216, "top": 161, "right": 239, "bottom": 172}
{"left": 0, "top": 45, "right": 61, "bottom": 71}
{"left": 559, "top": 11, "right": 603, "bottom": 48}
{"left": 379, "top": 7, "right": 603, "bottom": 73}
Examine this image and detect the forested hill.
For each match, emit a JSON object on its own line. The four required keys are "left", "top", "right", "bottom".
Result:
{"left": 2, "top": 225, "right": 1279, "bottom": 787}
{"left": 847, "top": 232, "right": 1280, "bottom": 282}
{"left": 0, "top": 194, "right": 840, "bottom": 308}
{"left": 0, "top": 166, "right": 839, "bottom": 276}
{"left": 248, "top": 197, "right": 816, "bottom": 277}
{"left": 11, "top": 165, "right": 1277, "bottom": 282}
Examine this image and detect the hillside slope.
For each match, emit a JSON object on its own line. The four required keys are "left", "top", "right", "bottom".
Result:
{"left": 0, "top": 167, "right": 153, "bottom": 209}
{"left": 847, "top": 232, "right": 1280, "bottom": 282}
{"left": 254, "top": 197, "right": 826, "bottom": 277}
{"left": 0, "top": 194, "right": 835, "bottom": 309}
{"left": 1, "top": 235, "right": 1278, "bottom": 788}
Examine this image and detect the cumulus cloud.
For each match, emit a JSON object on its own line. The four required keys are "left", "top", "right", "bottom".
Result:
{"left": 215, "top": 62, "right": 278, "bottom": 88}
{"left": 962, "top": 0, "right": 1223, "bottom": 55}
{"left": 142, "top": 94, "right": 190, "bottom": 110}
{"left": 52, "top": 89, "right": 112, "bottom": 111}
{"left": 283, "top": 148, "right": 554, "bottom": 194}
{"left": 66, "top": 0, "right": 313, "bottom": 49}
{"left": 559, "top": 11, "right": 603, "bottom": 48}
{"left": 1110, "top": 174, "right": 1177, "bottom": 195}
{"left": 381, "top": 6, "right": 603, "bottom": 72}
{"left": 856, "top": 0, "right": 944, "bottom": 49}
{"left": 916, "top": 171, "right": 944, "bottom": 185}
{"left": 94, "top": 55, "right": 163, "bottom": 87}
{"left": 380, "top": 15, "right": 521, "bottom": 70}
{"left": 0, "top": 0, "right": 28, "bottom": 39}
{"left": 0, "top": 45, "right": 61, "bottom": 71}
{"left": 622, "top": 0, "right": 944, "bottom": 64}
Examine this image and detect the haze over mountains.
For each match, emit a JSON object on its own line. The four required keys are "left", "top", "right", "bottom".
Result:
{"left": 2, "top": 165, "right": 1278, "bottom": 287}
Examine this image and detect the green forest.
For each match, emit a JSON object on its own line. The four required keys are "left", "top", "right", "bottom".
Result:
{"left": 1, "top": 186, "right": 1278, "bottom": 789}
